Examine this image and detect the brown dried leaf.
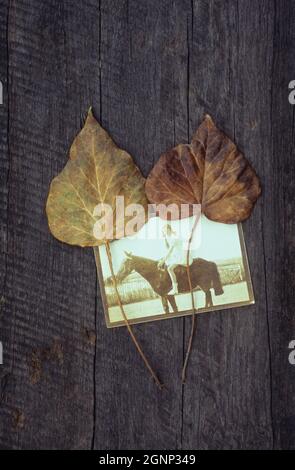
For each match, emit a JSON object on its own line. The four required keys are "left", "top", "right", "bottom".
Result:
{"left": 145, "top": 115, "right": 261, "bottom": 223}
{"left": 46, "top": 108, "right": 147, "bottom": 246}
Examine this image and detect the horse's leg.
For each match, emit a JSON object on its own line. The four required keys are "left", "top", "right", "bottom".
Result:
{"left": 167, "top": 295, "right": 178, "bottom": 313}
{"left": 205, "top": 290, "right": 213, "bottom": 307}
{"left": 209, "top": 290, "right": 213, "bottom": 306}
{"left": 161, "top": 296, "right": 170, "bottom": 314}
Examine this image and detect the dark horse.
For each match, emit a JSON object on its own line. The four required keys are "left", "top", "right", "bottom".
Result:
{"left": 111, "top": 252, "right": 224, "bottom": 314}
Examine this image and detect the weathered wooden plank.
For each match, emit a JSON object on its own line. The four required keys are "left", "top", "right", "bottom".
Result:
{"left": 0, "top": 0, "right": 100, "bottom": 449}
{"left": 92, "top": 0, "right": 190, "bottom": 450}
{"left": 0, "top": 0, "right": 8, "bottom": 290}
{"left": 265, "top": 0, "right": 295, "bottom": 450}
{"left": 0, "top": 0, "right": 294, "bottom": 451}
{"left": 0, "top": 0, "right": 10, "bottom": 450}
{"left": 182, "top": 0, "right": 274, "bottom": 449}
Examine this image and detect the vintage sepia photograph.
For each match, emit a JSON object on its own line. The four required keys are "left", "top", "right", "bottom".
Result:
{"left": 95, "top": 215, "right": 254, "bottom": 327}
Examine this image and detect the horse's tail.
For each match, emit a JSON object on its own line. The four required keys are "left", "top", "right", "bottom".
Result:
{"left": 212, "top": 263, "right": 224, "bottom": 295}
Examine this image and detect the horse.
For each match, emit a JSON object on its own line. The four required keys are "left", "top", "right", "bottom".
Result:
{"left": 108, "top": 252, "right": 224, "bottom": 314}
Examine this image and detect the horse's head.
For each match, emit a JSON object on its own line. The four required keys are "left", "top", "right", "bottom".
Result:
{"left": 113, "top": 251, "right": 135, "bottom": 283}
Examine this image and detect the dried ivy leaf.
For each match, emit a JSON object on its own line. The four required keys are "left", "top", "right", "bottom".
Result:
{"left": 145, "top": 115, "right": 261, "bottom": 223}
{"left": 145, "top": 115, "right": 261, "bottom": 383}
{"left": 46, "top": 108, "right": 148, "bottom": 247}
{"left": 46, "top": 109, "right": 162, "bottom": 388}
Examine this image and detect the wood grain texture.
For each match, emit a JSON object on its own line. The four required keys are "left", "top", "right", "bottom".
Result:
{"left": 0, "top": 0, "right": 294, "bottom": 450}
{"left": 265, "top": 0, "right": 295, "bottom": 449}
{"left": 93, "top": 0, "right": 190, "bottom": 450}
{"left": 0, "top": 0, "right": 10, "bottom": 451}
{"left": 182, "top": 0, "right": 275, "bottom": 450}
{"left": 0, "top": 0, "right": 100, "bottom": 449}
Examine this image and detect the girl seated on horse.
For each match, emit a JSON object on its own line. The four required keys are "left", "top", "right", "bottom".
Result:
{"left": 158, "top": 224, "right": 192, "bottom": 295}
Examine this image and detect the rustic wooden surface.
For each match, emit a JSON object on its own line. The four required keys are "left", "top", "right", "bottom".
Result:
{"left": 0, "top": 0, "right": 294, "bottom": 450}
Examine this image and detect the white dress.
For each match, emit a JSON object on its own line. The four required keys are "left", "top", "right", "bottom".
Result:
{"left": 165, "top": 235, "right": 193, "bottom": 267}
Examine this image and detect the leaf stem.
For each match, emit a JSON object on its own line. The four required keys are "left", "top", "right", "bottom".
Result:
{"left": 105, "top": 241, "right": 164, "bottom": 389}
{"left": 182, "top": 214, "right": 199, "bottom": 384}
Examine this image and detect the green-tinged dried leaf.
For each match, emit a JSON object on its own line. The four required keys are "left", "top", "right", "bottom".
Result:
{"left": 46, "top": 108, "right": 148, "bottom": 247}
{"left": 145, "top": 115, "right": 261, "bottom": 223}
{"left": 46, "top": 109, "right": 162, "bottom": 388}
